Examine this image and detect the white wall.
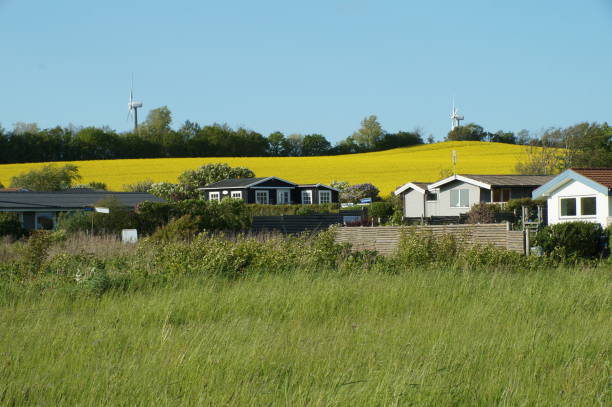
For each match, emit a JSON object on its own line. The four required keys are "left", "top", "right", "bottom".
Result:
{"left": 430, "top": 181, "right": 481, "bottom": 217}
{"left": 403, "top": 190, "right": 425, "bottom": 217}
{"left": 547, "top": 180, "right": 610, "bottom": 227}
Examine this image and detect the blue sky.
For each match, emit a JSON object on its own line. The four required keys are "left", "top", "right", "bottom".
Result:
{"left": 1, "top": 0, "right": 611, "bottom": 142}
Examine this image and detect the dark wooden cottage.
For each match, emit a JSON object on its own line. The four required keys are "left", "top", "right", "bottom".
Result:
{"left": 200, "top": 177, "right": 339, "bottom": 205}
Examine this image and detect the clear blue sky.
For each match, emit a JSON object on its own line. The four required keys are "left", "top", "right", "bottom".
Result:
{"left": 1, "top": 0, "right": 611, "bottom": 142}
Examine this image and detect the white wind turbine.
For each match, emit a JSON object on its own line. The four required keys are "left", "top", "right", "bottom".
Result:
{"left": 127, "top": 76, "right": 143, "bottom": 131}
{"left": 450, "top": 99, "right": 464, "bottom": 130}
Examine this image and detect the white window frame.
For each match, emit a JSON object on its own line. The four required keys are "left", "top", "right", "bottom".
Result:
{"left": 255, "top": 190, "right": 269, "bottom": 205}
{"left": 209, "top": 191, "right": 221, "bottom": 202}
{"left": 277, "top": 189, "right": 291, "bottom": 204}
{"left": 318, "top": 190, "right": 332, "bottom": 204}
{"left": 230, "top": 191, "right": 243, "bottom": 200}
{"left": 559, "top": 195, "right": 597, "bottom": 218}
{"left": 301, "top": 190, "right": 313, "bottom": 205}
{"left": 580, "top": 196, "right": 597, "bottom": 216}
{"left": 450, "top": 189, "right": 469, "bottom": 208}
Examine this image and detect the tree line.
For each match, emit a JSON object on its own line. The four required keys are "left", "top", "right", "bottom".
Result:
{"left": 0, "top": 109, "right": 425, "bottom": 164}
{"left": 1, "top": 107, "right": 609, "bottom": 169}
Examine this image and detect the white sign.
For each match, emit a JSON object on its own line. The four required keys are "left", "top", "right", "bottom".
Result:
{"left": 121, "top": 229, "right": 138, "bottom": 243}
{"left": 94, "top": 207, "right": 110, "bottom": 214}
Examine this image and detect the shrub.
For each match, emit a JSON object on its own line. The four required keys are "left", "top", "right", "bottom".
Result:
{"left": 341, "top": 183, "right": 380, "bottom": 203}
{"left": 123, "top": 179, "right": 155, "bottom": 192}
{"left": 467, "top": 203, "right": 501, "bottom": 224}
{"left": 19, "top": 231, "right": 55, "bottom": 273}
{"left": 149, "top": 215, "right": 202, "bottom": 243}
{"left": 534, "top": 222, "right": 606, "bottom": 259}
{"left": 368, "top": 201, "right": 393, "bottom": 221}
{"left": 0, "top": 213, "right": 26, "bottom": 238}
{"left": 248, "top": 203, "right": 339, "bottom": 216}
{"left": 10, "top": 164, "right": 81, "bottom": 191}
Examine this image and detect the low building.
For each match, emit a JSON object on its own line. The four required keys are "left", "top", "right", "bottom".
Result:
{"left": 199, "top": 177, "right": 339, "bottom": 205}
{"left": 532, "top": 168, "right": 612, "bottom": 227}
{"left": 394, "top": 174, "right": 553, "bottom": 221}
{"left": 0, "top": 190, "right": 164, "bottom": 230}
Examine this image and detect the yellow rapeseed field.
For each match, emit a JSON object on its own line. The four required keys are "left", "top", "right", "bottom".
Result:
{"left": 0, "top": 141, "right": 531, "bottom": 196}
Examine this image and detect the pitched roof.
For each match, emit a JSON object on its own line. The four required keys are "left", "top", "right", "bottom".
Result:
{"left": 0, "top": 191, "right": 164, "bottom": 210}
{"left": 201, "top": 176, "right": 299, "bottom": 189}
{"left": 298, "top": 184, "right": 341, "bottom": 192}
{"left": 394, "top": 182, "right": 429, "bottom": 195}
{"left": 571, "top": 168, "right": 612, "bottom": 189}
{"left": 532, "top": 168, "right": 612, "bottom": 199}
{"left": 458, "top": 174, "right": 555, "bottom": 187}
{"left": 202, "top": 177, "right": 268, "bottom": 189}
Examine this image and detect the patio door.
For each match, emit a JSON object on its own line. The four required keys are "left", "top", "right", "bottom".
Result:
{"left": 277, "top": 189, "right": 291, "bottom": 204}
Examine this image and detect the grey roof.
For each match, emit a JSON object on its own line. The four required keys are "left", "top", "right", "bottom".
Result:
{"left": 412, "top": 182, "right": 430, "bottom": 190}
{"left": 459, "top": 174, "right": 555, "bottom": 187}
{"left": 202, "top": 177, "right": 268, "bottom": 189}
{"left": 0, "top": 191, "right": 164, "bottom": 211}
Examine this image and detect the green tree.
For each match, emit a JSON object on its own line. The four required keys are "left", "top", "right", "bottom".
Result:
{"left": 12, "top": 122, "right": 39, "bottom": 135}
{"left": 352, "top": 115, "right": 384, "bottom": 150}
{"left": 285, "top": 134, "right": 304, "bottom": 156}
{"left": 178, "top": 163, "right": 255, "bottom": 188}
{"left": 267, "top": 131, "right": 288, "bottom": 156}
{"left": 446, "top": 123, "right": 486, "bottom": 141}
{"left": 302, "top": 134, "right": 331, "bottom": 156}
{"left": 514, "top": 144, "right": 563, "bottom": 175}
{"left": 10, "top": 164, "right": 81, "bottom": 191}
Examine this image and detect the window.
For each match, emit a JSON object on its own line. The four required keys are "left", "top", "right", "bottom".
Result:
{"left": 560, "top": 198, "right": 576, "bottom": 216}
{"left": 255, "top": 190, "right": 269, "bottom": 204}
{"left": 301, "top": 190, "right": 313, "bottom": 204}
{"left": 450, "top": 189, "right": 469, "bottom": 208}
{"left": 426, "top": 192, "right": 438, "bottom": 201}
{"left": 277, "top": 189, "right": 291, "bottom": 204}
{"left": 35, "top": 212, "right": 55, "bottom": 230}
{"left": 580, "top": 197, "right": 596, "bottom": 216}
{"left": 209, "top": 191, "right": 220, "bottom": 202}
{"left": 230, "top": 191, "right": 242, "bottom": 200}
{"left": 492, "top": 188, "right": 511, "bottom": 202}
{"left": 319, "top": 190, "right": 332, "bottom": 204}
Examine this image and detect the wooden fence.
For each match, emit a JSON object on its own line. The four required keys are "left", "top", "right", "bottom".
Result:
{"left": 335, "top": 224, "right": 525, "bottom": 255}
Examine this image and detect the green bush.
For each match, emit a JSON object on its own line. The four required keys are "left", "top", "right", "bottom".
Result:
{"left": 248, "top": 203, "right": 339, "bottom": 216}
{"left": 534, "top": 222, "right": 606, "bottom": 259}
{"left": 149, "top": 215, "right": 202, "bottom": 243}
{"left": 0, "top": 213, "right": 26, "bottom": 238}
{"left": 368, "top": 201, "right": 393, "bottom": 220}
{"left": 466, "top": 203, "right": 501, "bottom": 224}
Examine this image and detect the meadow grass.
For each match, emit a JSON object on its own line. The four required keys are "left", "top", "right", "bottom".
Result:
{"left": 1, "top": 268, "right": 609, "bottom": 406}
{"left": 0, "top": 141, "right": 533, "bottom": 195}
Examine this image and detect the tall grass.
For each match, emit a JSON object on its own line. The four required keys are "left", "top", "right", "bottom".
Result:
{"left": 0, "top": 231, "right": 610, "bottom": 405}
{"left": 1, "top": 270, "right": 610, "bottom": 406}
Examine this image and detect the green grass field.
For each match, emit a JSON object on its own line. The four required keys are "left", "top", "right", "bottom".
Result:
{"left": 1, "top": 269, "right": 609, "bottom": 406}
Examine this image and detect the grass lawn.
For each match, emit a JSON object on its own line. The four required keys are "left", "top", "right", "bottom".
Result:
{"left": 1, "top": 269, "right": 610, "bottom": 406}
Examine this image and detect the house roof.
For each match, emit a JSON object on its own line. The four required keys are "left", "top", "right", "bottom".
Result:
{"left": 532, "top": 168, "right": 612, "bottom": 199}
{"left": 394, "top": 182, "right": 429, "bottom": 195}
{"left": 202, "top": 177, "right": 268, "bottom": 189}
{"left": 459, "top": 174, "right": 555, "bottom": 187}
{"left": 0, "top": 191, "right": 164, "bottom": 211}
{"left": 429, "top": 174, "right": 553, "bottom": 190}
{"left": 298, "top": 184, "right": 341, "bottom": 192}
{"left": 200, "top": 176, "right": 299, "bottom": 190}
{"left": 571, "top": 168, "right": 612, "bottom": 189}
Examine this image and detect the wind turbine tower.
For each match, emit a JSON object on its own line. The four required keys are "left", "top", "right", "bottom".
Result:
{"left": 450, "top": 100, "right": 464, "bottom": 131}
{"left": 128, "top": 78, "right": 143, "bottom": 131}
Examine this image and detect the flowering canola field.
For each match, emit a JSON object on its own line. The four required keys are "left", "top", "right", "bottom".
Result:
{"left": 0, "top": 141, "right": 530, "bottom": 196}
